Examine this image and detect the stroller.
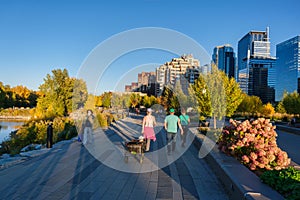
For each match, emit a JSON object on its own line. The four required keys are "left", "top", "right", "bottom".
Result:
{"left": 124, "top": 137, "right": 146, "bottom": 163}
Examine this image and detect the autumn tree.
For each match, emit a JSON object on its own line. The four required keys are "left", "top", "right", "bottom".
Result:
{"left": 84, "top": 94, "right": 96, "bottom": 110}
{"left": 260, "top": 103, "right": 275, "bottom": 116}
{"left": 276, "top": 101, "right": 286, "bottom": 114}
{"left": 281, "top": 91, "right": 300, "bottom": 114}
{"left": 190, "top": 64, "right": 243, "bottom": 128}
{"left": 206, "top": 65, "right": 226, "bottom": 128}
{"left": 122, "top": 93, "right": 131, "bottom": 108}
{"left": 36, "top": 69, "right": 87, "bottom": 118}
{"left": 189, "top": 74, "right": 211, "bottom": 118}
{"left": 101, "top": 92, "right": 112, "bottom": 108}
{"left": 0, "top": 82, "right": 38, "bottom": 108}
{"left": 222, "top": 73, "right": 243, "bottom": 117}
{"left": 173, "top": 80, "right": 189, "bottom": 110}
{"left": 142, "top": 95, "right": 158, "bottom": 108}
{"left": 129, "top": 93, "right": 142, "bottom": 109}
{"left": 111, "top": 93, "right": 123, "bottom": 110}
{"left": 160, "top": 85, "right": 180, "bottom": 113}
{"left": 72, "top": 78, "right": 88, "bottom": 110}
{"left": 237, "top": 94, "right": 263, "bottom": 114}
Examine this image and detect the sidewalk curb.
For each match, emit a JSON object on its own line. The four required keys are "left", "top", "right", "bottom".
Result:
{"left": 192, "top": 132, "right": 284, "bottom": 200}
{"left": 276, "top": 124, "right": 300, "bottom": 135}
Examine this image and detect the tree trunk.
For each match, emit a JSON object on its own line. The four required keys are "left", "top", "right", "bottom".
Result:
{"left": 213, "top": 115, "right": 217, "bottom": 129}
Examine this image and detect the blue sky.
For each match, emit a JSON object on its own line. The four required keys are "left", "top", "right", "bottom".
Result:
{"left": 0, "top": 0, "right": 299, "bottom": 94}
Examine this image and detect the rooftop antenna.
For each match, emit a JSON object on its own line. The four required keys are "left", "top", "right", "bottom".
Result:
{"left": 266, "top": 26, "right": 270, "bottom": 41}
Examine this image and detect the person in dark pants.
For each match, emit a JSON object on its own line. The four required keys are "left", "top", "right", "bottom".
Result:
{"left": 82, "top": 109, "right": 94, "bottom": 145}
{"left": 47, "top": 122, "right": 53, "bottom": 148}
{"left": 164, "top": 108, "right": 183, "bottom": 155}
{"left": 179, "top": 108, "right": 190, "bottom": 147}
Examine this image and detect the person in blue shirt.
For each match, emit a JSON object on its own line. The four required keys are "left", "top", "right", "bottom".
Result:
{"left": 179, "top": 108, "right": 190, "bottom": 147}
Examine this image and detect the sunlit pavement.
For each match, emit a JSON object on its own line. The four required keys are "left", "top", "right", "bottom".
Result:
{"left": 0, "top": 116, "right": 229, "bottom": 200}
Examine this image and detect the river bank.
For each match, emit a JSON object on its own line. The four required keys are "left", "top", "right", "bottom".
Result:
{"left": 0, "top": 116, "right": 31, "bottom": 120}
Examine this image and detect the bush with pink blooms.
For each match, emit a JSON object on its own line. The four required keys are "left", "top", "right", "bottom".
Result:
{"left": 218, "top": 118, "right": 291, "bottom": 171}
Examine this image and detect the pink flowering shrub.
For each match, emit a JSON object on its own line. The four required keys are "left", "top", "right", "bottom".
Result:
{"left": 218, "top": 118, "right": 291, "bottom": 171}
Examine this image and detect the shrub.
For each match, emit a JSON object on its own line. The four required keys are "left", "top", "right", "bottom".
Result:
{"left": 96, "top": 112, "right": 108, "bottom": 128}
{"left": 218, "top": 118, "right": 291, "bottom": 171}
{"left": 0, "top": 117, "right": 77, "bottom": 154}
{"left": 261, "top": 167, "right": 300, "bottom": 200}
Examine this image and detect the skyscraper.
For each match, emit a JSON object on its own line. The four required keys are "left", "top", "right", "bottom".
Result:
{"left": 275, "top": 36, "right": 300, "bottom": 101}
{"left": 237, "top": 27, "right": 276, "bottom": 103}
{"left": 212, "top": 44, "right": 236, "bottom": 79}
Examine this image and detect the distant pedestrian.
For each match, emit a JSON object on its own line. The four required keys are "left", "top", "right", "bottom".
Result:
{"left": 47, "top": 122, "right": 53, "bottom": 148}
{"left": 179, "top": 108, "right": 190, "bottom": 147}
{"left": 82, "top": 109, "right": 94, "bottom": 145}
{"left": 135, "top": 108, "right": 140, "bottom": 115}
{"left": 164, "top": 108, "right": 183, "bottom": 155}
{"left": 142, "top": 108, "right": 157, "bottom": 151}
{"left": 291, "top": 117, "right": 296, "bottom": 127}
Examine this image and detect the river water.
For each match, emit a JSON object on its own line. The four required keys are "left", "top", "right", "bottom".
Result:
{"left": 0, "top": 120, "right": 24, "bottom": 143}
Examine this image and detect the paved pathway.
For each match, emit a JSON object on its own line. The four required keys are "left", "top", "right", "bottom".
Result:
{"left": 0, "top": 115, "right": 229, "bottom": 200}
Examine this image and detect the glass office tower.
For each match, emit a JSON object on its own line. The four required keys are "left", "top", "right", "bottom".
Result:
{"left": 237, "top": 27, "right": 276, "bottom": 103}
{"left": 212, "top": 45, "right": 236, "bottom": 79}
{"left": 275, "top": 36, "right": 300, "bottom": 101}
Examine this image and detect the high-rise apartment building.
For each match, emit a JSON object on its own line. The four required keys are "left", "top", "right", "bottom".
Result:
{"left": 275, "top": 36, "right": 300, "bottom": 101}
{"left": 200, "top": 64, "right": 210, "bottom": 74}
{"left": 212, "top": 44, "right": 236, "bottom": 79}
{"left": 156, "top": 54, "right": 200, "bottom": 92}
{"left": 237, "top": 27, "right": 276, "bottom": 103}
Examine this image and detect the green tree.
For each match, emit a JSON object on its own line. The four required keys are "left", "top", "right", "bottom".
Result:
{"left": 237, "top": 94, "right": 263, "bottom": 114}
{"left": 173, "top": 81, "right": 189, "bottom": 109}
{"left": 281, "top": 91, "right": 300, "bottom": 114}
{"left": 36, "top": 69, "right": 87, "bottom": 118}
{"left": 160, "top": 85, "right": 180, "bottom": 113}
{"left": 122, "top": 93, "right": 131, "bottom": 108}
{"left": 190, "top": 65, "right": 243, "bottom": 127}
{"left": 276, "top": 101, "right": 286, "bottom": 114}
{"left": 142, "top": 95, "right": 158, "bottom": 108}
{"left": 149, "top": 95, "right": 158, "bottom": 106}
{"left": 129, "top": 93, "right": 141, "bottom": 109}
{"left": 223, "top": 73, "right": 244, "bottom": 117}
{"left": 72, "top": 78, "right": 88, "bottom": 110}
{"left": 189, "top": 74, "right": 211, "bottom": 118}
{"left": 207, "top": 65, "right": 226, "bottom": 128}
{"left": 111, "top": 93, "right": 123, "bottom": 110}
{"left": 0, "top": 82, "right": 7, "bottom": 108}
{"left": 101, "top": 92, "right": 112, "bottom": 108}
{"left": 142, "top": 95, "right": 151, "bottom": 108}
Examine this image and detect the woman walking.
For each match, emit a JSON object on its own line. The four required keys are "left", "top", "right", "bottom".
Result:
{"left": 142, "top": 108, "right": 156, "bottom": 151}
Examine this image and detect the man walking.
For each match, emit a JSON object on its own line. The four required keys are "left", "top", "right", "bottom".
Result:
{"left": 47, "top": 122, "right": 53, "bottom": 148}
{"left": 164, "top": 108, "right": 183, "bottom": 155}
{"left": 179, "top": 108, "right": 190, "bottom": 147}
{"left": 82, "top": 109, "right": 94, "bottom": 145}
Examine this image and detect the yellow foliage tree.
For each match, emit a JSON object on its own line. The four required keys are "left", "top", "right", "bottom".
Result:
{"left": 260, "top": 103, "right": 275, "bottom": 116}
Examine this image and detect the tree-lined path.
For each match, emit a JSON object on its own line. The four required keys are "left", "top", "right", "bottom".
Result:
{"left": 0, "top": 116, "right": 229, "bottom": 200}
